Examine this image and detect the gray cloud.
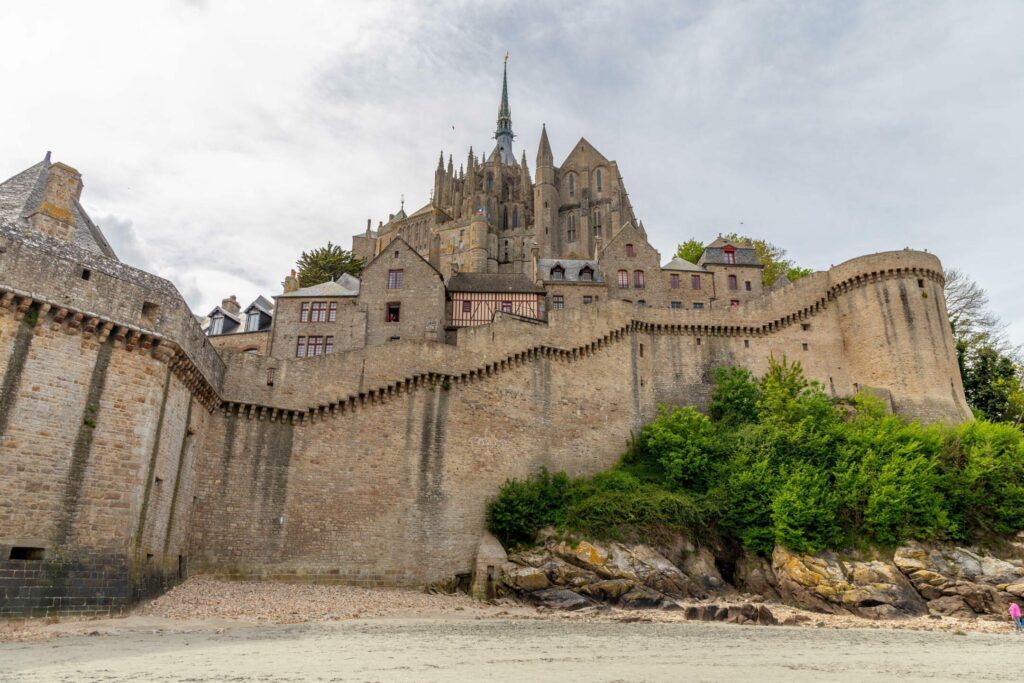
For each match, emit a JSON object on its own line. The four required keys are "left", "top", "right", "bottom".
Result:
{"left": 1, "top": 1, "right": 1021, "bottom": 342}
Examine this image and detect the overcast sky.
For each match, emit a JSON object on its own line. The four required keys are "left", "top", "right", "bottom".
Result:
{"left": 1, "top": 1, "right": 1022, "bottom": 342}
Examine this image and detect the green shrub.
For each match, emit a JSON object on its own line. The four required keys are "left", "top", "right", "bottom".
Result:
{"left": 771, "top": 463, "right": 842, "bottom": 553}
{"left": 631, "top": 406, "right": 719, "bottom": 491}
{"left": 709, "top": 366, "right": 759, "bottom": 424}
{"left": 486, "top": 468, "right": 570, "bottom": 547}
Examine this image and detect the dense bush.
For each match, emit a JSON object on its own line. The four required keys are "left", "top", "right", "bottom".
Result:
{"left": 486, "top": 356, "right": 1024, "bottom": 554}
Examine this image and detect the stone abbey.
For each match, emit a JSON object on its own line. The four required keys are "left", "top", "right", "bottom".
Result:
{"left": 0, "top": 64, "right": 969, "bottom": 617}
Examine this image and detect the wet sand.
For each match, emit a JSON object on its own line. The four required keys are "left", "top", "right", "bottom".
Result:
{"left": 1, "top": 615, "right": 1022, "bottom": 682}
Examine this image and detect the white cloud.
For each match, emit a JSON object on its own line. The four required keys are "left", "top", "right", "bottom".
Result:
{"left": 1, "top": 0, "right": 1021, "bottom": 344}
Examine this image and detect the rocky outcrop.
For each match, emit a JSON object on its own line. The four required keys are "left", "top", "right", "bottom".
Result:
{"left": 893, "top": 542, "right": 1024, "bottom": 617}
{"left": 771, "top": 547, "right": 927, "bottom": 619}
{"left": 734, "top": 551, "right": 781, "bottom": 600}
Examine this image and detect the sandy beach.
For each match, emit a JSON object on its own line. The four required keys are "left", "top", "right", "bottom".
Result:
{"left": 1, "top": 579, "right": 1022, "bottom": 682}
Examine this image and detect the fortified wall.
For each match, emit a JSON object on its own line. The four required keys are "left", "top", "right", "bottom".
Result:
{"left": 0, "top": 217, "right": 970, "bottom": 615}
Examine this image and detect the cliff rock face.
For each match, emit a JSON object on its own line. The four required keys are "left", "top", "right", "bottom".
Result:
{"left": 893, "top": 542, "right": 1024, "bottom": 617}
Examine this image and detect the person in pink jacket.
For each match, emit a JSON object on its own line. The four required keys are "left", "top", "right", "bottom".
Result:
{"left": 1010, "top": 603, "right": 1022, "bottom": 632}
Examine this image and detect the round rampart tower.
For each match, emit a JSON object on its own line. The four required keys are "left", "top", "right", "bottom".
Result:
{"left": 467, "top": 210, "right": 489, "bottom": 273}
{"left": 830, "top": 250, "right": 970, "bottom": 423}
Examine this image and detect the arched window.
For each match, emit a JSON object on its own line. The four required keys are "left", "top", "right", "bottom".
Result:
{"left": 486, "top": 173, "right": 494, "bottom": 192}
{"left": 567, "top": 214, "right": 577, "bottom": 242}
{"left": 579, "top": 266, "right": 593, "bottom": 281}
{"left": 551, "top": 265, "right": 565, "bottom": 281}
{"left": 592, "top": 209, "right": 602, "bottom": 237}
{"left": 568, "top": 174, "right": 575, "bottom": 197}
{"left": 617, "top": 270, "right": 629, "bottom": 289}
{"left": 512, "top": 206, "right": 518, "bottom": 228}
{"left": 634, "top": 270, "right": 645, "bottom": 289}
{"left": 503, "top": 206, "right": 508, "bottom": 230}
{"left": 596, "top": 169, "right": 603, "bottom": 192}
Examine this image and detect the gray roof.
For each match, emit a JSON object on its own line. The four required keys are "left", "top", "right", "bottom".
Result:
{"left": 206, "top": 305, "right": 240, "bottom": 323}
{"left": 662, "top": 257, "right": 706, "bottom": 273}
{"left": 448, "top": 272, "right": 545, "bottom": 294}
{"left": 0, "top": 155, "right": 117, "bottom": 259}
{"left": 536, "top": 259, "right": 604, "bottom": 283}
{"left": 277, "top": 278, "right": 360, "bottom": 298}
{"left": 244, "top": 295, "right": 274, "bottom": 316}
{"left": 698, "top": 238, "right": 762, "bottom": 267}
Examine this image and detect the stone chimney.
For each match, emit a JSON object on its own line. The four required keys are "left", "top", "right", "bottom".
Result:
{"left": 282, "top": 269, "right": 300, "bottom": 293}
{"left": 221, "top": 295, "right": 240, "bottom": 315}
{"left": 28, "top": 162, "right": 82, "bottom": 242}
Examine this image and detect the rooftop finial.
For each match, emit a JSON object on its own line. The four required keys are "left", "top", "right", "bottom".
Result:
{"left": 400, "top": 194, "right": 405, "bottom": 211}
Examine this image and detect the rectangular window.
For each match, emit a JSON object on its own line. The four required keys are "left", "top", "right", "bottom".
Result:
{"left": 633, "top": 270, "right": 645, "bottom": 289}
{"left": 552, "top": 295, "right": 564, "bottom": 310}
{"left": 9, "top": 547, "right": 44, "bottom": 560}
{"left": 246, "top": 313, "right": 260, "bottom": 332}
{"left": 307, "top": 336, "right": 324, "bottom": 356}
{"left": 501, "top": 301, "right": 512, "bottom": 314}
{"left": 625, "top": 244, "right": 635, "bottom": 257}
{"left": 617, "top": 270, "right": 629, "bottom": 289}
{"left": 300, "top": 302, "right": 310, "bottom": 322}
{"left": 583, "top": 296, "right": 593, "bottom": 304}
{"left": 730, "top": 299, "right": 740, "bottom": 307}
{"left": 724, "top": 251, "right": 736, "bottom": 264}
{"left": 462, "top": 300, "right": 472, "bottom": 313}
{"left": 311, "top": 302, "right": 329, "bottom": 322}
{"left": 296, "top": 336, "right": 306, "bottom": 357}
{"left": 209, "top": 316, "right": 223, "bottom": 336}
{"left": 671, "top": 301, "right": 682, "bottom": 309}
{"left": 386, "top": 302, "right": 401, "bottom": 322}
{"left": 691, "top": 275, "right": 701, "bottom": 290}
{"left": 744, "top": 339, "right": 750, "bottom": 348}
{"left": 802, "top": 342, "right": 809, "bottom": 351}
{"left": 728, "top": 275, "right": 738, "bottom": 290}
{"left": 325, "top": 336, "right": 334, "bottom": 354}
{"left": 329, "top": 302, "right": 337, "bottom": 322}
{"left": 693, "top": 302, "right": 704, "bottom": 310}
{"left": 745, "top": 280, "right": 752, "bottom": 291}
{"left": 670, "top": 274, "right": 680, "bottom": 289}
{"left": 696, "top": 337, "right": 702, "bottom": 345}
{"left": 801, "top": 323, "right": 811, "bottom": 331}
{"left": 388, "top": 269, "right": 404, "bottom": 289}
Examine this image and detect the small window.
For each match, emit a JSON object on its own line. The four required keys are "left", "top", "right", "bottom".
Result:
{"left": 730, "top": 299, "right": 740, "bottom": 307}
{"left": 81, "top": 268, "right": 91, "bottom": 281}
{"left": 551, "top": 266, "right": 565, "bottom": 280}
{"left": 596, "top": 169, "right": 603, "bottom": 192}
{"left": 178, "top": 555, "right": 187, "bottom": 580}
{"left": 745, "top": 280, "right": 752, "bottom": 291}
{"left": 462, "top": 300, "right": 471, "bottom": 313}
{"left": 639, "top": 343, "right": 644, "bottom": 358}
{"left": 329, "top": 302, "right": 337, "bottom": 322}
{"left": 310, "top": 302, "right": 328, "bottom": 322}
{"left": 691, "top": 275, "right": 701, "bottom": 290}
{"left": 552, "top": 295, "right": 564, "bottom": 310}
{"left": 267, "top": 367, "right": 275, "bottom": 386}
{"left": 728, "top": 275, "right": 738, "bottom": 290}
{"left": 246, "top": 313, "right": 260, "bottom": 332}
{"left": 670, "top": 274, "right": 680, "bottom": 289}
{"left": 591, "top": 210, "right": 601, "bottom": 237}
{"left": 388, "top": 269, "right": 404, "bottom": 289}
{"left": 723, "top": 245, "right": 737, "bottom": 264}
{"left": 633, "top": 270, "right": 645, "bottom": 289}
{"left": 693, "top": 302, "right": 704, "bottom": 310}
{"left": 696, "top": 337, "right": 702, "bottom": 346}
{"left": 389, "top": 336, "right": 401, "bottom": 341}
{"left": 744, "top": 339, "right": 750, "bottom": 348}
{"left": 209, "top": 315, "right": 224, "bottom": 336}
{"left": 801, "top": 323, "right": 811, "bottom": 331}
{"left": 386, "top": 302, "right": 401, "bottom": 322}
{"left": 637, "top": 299, "right": 646, "bottom": 306}
{"left": 9, "top": 547, "right": 44, "bottom": 561}
{"left": 671, "top": 301, "right": 682, "bottom": 309}
{"left": 296, "top": 336, "right": 306, "bottom": 358}
{"left": 802, "top": 342, "right": 809, "bottom": 351}
{"left": 568, "top": 174, "right": 575, "bottom": 197}
{"left": 567, "top": 215, "right": 577, "bottom": 242}
{"left": 141, "top": 301, "right": 158, "bottom": 320}
{"left": 579, "top": 266, "right": 593, "bottom": 281}
{"left": 501, "top": 301, "right": 512, "bottom": 314}
{"left": 325, "top": 336, "right": 334, "bottom": 354}
{"left": 583, "top": 296, "right": 593, "bottom": 305}
{"left": 617, "top": 270, "right": 629, "bottom": 289}
{"left": 625, "top": 243, "right": 635, "bottom": 257}
{"left": 243, "top": 347, "right": 259, "bottom": 354}
{"left": 918, "top": 278, "right": 925, "bottom": 288}
{"left": 307, "top": 336, "right": 324, "bottom": 356}
{"left": 393, "top": 250, "right": 399, "bottom": 258}
{"left": 300, "top": 302, "right": 310, "bottom": 322}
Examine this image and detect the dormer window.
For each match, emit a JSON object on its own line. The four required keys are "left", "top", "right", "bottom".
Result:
{"left": 551, "top": 266, "right": 565, "bottom": 281}
{"left": 209, "top": 315, "right": 224, "bottom": 336}
{"left": 579, "top": 266, "right": 593, "bottom": 281}
{"left": 723, "top": 245, "right": 737, "bottom": 264}
{"left": 246, "top": 313, "right": 260, "bottom": 332}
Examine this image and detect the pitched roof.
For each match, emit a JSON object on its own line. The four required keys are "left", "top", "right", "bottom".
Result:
{"left": 448, "top": 272, "right": 545, "bottom": 294}
{"left": 277, "top": 279, "right": 359, "bottom": 298}
{"left": 0, "top": 155, "right": 117, "bottom": 259}
{"left": 537, "top": 259, "right": 604, "bottom": 283}
{"left": 244, "top": 295, "right": 274, "bottom": 315}
{"left": 662, "top": 257, "right": 706, "bottom": 272}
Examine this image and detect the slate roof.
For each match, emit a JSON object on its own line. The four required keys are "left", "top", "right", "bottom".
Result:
{"left": 448, "top": 272, "right": 545, "bottom": 294}
{"left": 698, "top": 237, "right": 762, "bottom": 267}
{"left": 662, "top": 257, "right": 706, "bottom": 273}
{"left": 536, "top": 259, "right": 604, "bottom": 283}
{"left": 244, "top": 295, "right": 274, "bottom": 316}
{"left": 277, "top": 278, "right": 360, "bottom": 298}
{"left": 0, "top": 154, "right": 117, "bottom": 259}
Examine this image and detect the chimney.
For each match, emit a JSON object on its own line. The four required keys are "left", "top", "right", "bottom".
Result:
{"left": 28, "top": 162, "right": 83, "bottom": 242}
{"left": 221, "top": 295, "right": 240, "bottom": 315}
{"left": 366, "top": 218, "right": 372, "bottom": 236}
{"left": 282, "top": 269, "right": 300, "bottom": 293}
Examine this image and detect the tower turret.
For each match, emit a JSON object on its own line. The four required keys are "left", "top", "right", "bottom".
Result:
{"left": 534, "top": 124, "right": 559, "bottom": 257}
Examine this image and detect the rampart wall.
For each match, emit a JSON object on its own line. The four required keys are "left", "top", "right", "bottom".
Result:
{"left": 0, "top": 232, "right": 971, "bottom": 611}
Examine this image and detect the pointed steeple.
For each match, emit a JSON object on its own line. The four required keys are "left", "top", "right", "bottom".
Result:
{"left": 437, "top": 150, "right": 444, "bottom": 171}
{"left": 493, "top": 53, "right": 515, "bottom": 164}
{"left": 447, "top": 154, "right": 454, "bottom": 176}
{"left": 520, "top": 149, "right": 531, "bottom": 186}
{"left": 537, "top": 123, "right": 553, "bottom": 167}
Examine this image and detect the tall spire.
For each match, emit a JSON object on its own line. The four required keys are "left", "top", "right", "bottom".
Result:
{"left": 493, "top": 53, "right": 515, "bottom": 164}
{"left": 537, "top": 123, "right": 553, "bottom": 167}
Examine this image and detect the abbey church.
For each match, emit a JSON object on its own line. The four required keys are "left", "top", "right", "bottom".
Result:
{"left": 0, "top": 61, "right": 970, "bottom": 618}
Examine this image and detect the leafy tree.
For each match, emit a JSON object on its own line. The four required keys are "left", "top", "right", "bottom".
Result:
{"left": 295, "top": 242, "right": 364, "bottom": 287}
{"left": 635, "top": 406, "right": 719, "bottom": 491}
{"left": 709, "top": 366, "right": 759, "bottom": 424}
{"left": 771, "top": 463, "right": 842, "bottom": 553}
{"left": 674, "top": 239, "right": 705, "bottom": 264}
{"left": 959, "top": 344, "right": 1023, "bottom": 423}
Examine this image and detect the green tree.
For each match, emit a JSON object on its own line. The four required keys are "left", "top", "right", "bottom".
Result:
{"left": 960, "top": 344, "right": 1023, "bottom": 422}
{"left": 771, "top": 463, "right": 842, "bottom": 553}
{"left": 709, "top": 366, "right": 759, "bottom": 424}
{"left": 295, "top": 242, "right": 364, "bottom": 287}
{"left": 674, "top": 239, "right": 705, "bottom": 264}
